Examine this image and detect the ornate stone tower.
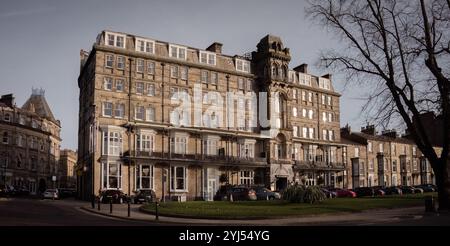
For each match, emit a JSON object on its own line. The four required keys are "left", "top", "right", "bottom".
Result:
{"left": 252, "top": 35, "right": 294, "bottom": 190}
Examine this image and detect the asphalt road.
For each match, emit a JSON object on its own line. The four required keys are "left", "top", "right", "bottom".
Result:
{"left": 0, "top": 197, "right": 161, "bottom": 226}
{"left": 1, "top": 197, "right": 449, "bottom": 226}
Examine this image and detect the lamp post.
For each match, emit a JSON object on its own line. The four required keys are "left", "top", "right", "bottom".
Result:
{"left": 90, "top": 104, "right": 96, "bottom": 208}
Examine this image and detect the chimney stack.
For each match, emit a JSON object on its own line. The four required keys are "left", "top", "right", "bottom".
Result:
{"left": 293, "top": 63, "right": 308, "bottom": 74}
{"left": 0, "top": 94, "right": 14, "bottom": 108}
{"left": 381, "top": 130, "right": 397, "bottom": 138}
{"left": 361, "top": 125, "right": 376, "bottom": 135}
{"left": 206, "top": 42, "right": 223, "bottom": 54}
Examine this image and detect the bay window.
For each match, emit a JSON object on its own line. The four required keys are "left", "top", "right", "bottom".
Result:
{"left": 102, "top": 162, "right": 122, "bottom": 189}
{"left": 170, "top": 166, "right": 187, "bottom": 191}
{"left": 102, "top": 131, "right": 122, "bottom": 156}
{"left": 136, "top": 164, "right": 153, "bottom": 190}
{"left": 170, "top": 134, "right": 188, "bottom": 154}
{"left": 136, "top": 132, "right": 155, "bottom": 152}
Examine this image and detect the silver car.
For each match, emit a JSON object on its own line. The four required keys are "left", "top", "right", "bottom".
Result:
{"left": 43, "top": 189, "right": 59, "bottom": 199}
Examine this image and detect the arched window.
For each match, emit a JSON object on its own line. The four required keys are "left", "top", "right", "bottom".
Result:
{"left": 271, "top": 64, "right": 278, "bottom": 78}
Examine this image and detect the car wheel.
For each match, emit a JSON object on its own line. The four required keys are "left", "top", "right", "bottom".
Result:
{"left": 269, "top": 196, "right": 275, "bottom": 200}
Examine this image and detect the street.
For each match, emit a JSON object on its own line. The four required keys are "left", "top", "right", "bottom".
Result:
{"left": 0, "top": 197, "right": 158, "bottom": 226}
{"left": 1, "top": 197, "right": 450, "bottom": 226}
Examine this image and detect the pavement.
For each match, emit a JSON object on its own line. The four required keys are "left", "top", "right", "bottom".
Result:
{"left": 2, "top": 197, "right": 450, "bottom": 226}
{"left": 80, "top": 200, "right": 450, "bottom": 226}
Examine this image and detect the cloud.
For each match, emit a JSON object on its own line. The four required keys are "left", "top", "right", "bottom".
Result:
{"left": 0, "top": 6, "right": 56, "bottom": 18}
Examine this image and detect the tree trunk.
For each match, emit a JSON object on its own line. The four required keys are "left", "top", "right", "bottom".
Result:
{"left": 435, "top": 158, "right": 450, "bottom": 211}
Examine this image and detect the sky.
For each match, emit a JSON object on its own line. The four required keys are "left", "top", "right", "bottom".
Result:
{"left": 0, "top": 0, "right": 367, "bottom": 150}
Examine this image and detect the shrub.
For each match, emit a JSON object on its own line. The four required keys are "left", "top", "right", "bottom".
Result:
{"left": 304, "top": 186, "right": 327, "bottom": 204}
{"left": 282, "top": 185, "right": 326, "bottom": 204}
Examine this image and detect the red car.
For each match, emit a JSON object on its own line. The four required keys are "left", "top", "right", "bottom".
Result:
{"left": 330, "top": 188, "right": 356, "bottom": 198}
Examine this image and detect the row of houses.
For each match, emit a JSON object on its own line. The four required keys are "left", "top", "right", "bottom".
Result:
{"left": 75, "top": 30, "right": 437, "bottom": 201}
{"left": 0, "top": 92, "right": 77, "bottom": 194}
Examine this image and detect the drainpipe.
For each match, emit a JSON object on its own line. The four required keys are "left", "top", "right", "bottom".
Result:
{"left": 128, "top": 58, "right": 133, "bottom": 198}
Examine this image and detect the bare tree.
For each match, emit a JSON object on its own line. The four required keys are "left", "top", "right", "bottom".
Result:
{"left": 307, "top": 0, "right": 450, "bottom": 210}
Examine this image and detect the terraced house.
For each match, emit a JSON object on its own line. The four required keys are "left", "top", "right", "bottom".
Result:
{"left": 341, "top": 125, "right": 436, "bottom": 189}
{"left": 76, "top": 30, "right": 345, "bottom": 201}
{"left": 0, "top": 90, "right": 61, "bottom": 194}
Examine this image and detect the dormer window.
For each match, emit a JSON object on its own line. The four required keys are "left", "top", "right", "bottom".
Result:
{"left": 104, "top": 32, "right": 126, "bottom": 48}
{"left": 169, "top": 44, "right": 187, "bottom": 60}
{"left": 199, "top": 51, "right": 216, "bottom": 66}
{"left": 235, "top": 59, "right": 250, "bottom": 73}
{"left": 319, "top": 78, "right": 331, "bottom": 90}
{"left": 135, "top": 38, "right": 155, "bottom": 54}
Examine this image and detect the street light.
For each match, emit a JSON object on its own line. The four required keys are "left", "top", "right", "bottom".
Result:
{"left": 90, "top": 104, "right": 96, "bottom": 208}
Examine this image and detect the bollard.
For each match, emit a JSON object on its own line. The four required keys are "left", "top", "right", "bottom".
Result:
{"left": 155, "top": 199, "right": 159, "bottom": 221}
{"left": 97, "top": 196, "right": 101, "bottom": 211}
{"left": 110, "top": 198, "right": 113, "bottom": 214}
{"left": 91, "top": 195, "right": 95, "bottom": 209}
{"left": 127, "top": 198, "right": 131, "bottom": 217}
{"left": 425, "top": 195, "right": 436, "bottom": 212}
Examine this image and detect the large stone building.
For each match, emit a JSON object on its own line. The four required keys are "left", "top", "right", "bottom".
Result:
{"left": 59, "top": 149, "right": 77, "bottom": 188}
{"left": 0, "top": 90, "right": 61, "bottom": 194}
{"left": 77, "top": 30, "right": 345, "bottom": 201}
{"left": 341, "top": 125, "right": 436, "bottom": 189}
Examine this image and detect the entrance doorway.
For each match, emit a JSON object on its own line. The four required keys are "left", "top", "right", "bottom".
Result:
{"left": 275, "top": 177, "right": 287, "bottom": 191}
{"left": 206, "top": 179, "right": 216, "bottom": 201}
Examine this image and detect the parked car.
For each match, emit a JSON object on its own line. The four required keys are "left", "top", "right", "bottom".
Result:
{"left": 0, "top": 185, "right": 16, "bottom": 197}
{"left": 99, "top": 190, "right": 127, "bottom": 204}
{"left": 321, "top": 188, "right": 337, "bottom": 198}
{"left": 252, "top": 186, "right": 281, "bottom": 200}
{"left": 213, "top": 185, "right": 257, "bottom": 201}
{"left": 353, "top": 187, "right": 375, "bottom": 197}
{"left": 329, "top": 188, "right": 356, "bottom": 198}
{"left": 371, "top": 186, "right": 386, "bottom": 196}
{"left": 132, "top": 190, "right": 156, "bottom": 204}
{"left": 412, "top": 187, "right": 424, "bottom": 194}
{"left": 416, "top": 184, "right": 436, "bottom": 192}
{"left": 384, "top": 186, "right": 403, "bottom": 195}
{"left": 398, "top": 186, "right": 415, "bottom": 194}
{"left": 43, "top": 189, "right": 59, "bottom": 199}
{"left": 58, "top": 188, "right": 76, "bottom": 198}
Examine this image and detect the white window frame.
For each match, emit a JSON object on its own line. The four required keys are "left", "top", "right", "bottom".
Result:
{"left": 135, "top": 38, "right": 155, "bottom": 54}
{"left": 199, "top": 51, "right": 216, "bottom": 66}
{"left": 136, "top": 130, "right": 155, "bottom": 152}
{"left": 235, "top": 58, "right": 250, "bottom": 73}
{"left": 170, "top": 166, "right": 188, "bottom": 192}
{"left": 102, "top": 129, "right": 123, "bottom": 156}
{"left": 101, "top": 162, "right": 122, "bottom": 190}
{"left": 114, "top": 103, "right": 125, "bottom": 118}
{"left": 117, "top": 56, "right": 125, "bottom": 70}
{"left": 309, "top": 127, "right": 314, "bottom": 139}
{"left": 147, "top": 61, "right": 155, "bottom": 75}
{"left": 328, "top": 130, "right": 333, "bottom": 141}
{"left": 135, "top": 105, "right": 145, "bottom": 120}
{"left": 135, "top": 164, "right": 154, "bottom": 190}
{"left": 145, "top": 107, "right": 155, "bottom": 122}
{"left": 136, "top": 82, "right": 144, "bottom": 94}
{"left": 104, "top": 32, "right": 126, "bottom": 48}
{"left": 116, "top": 79, "right": 124, "bottom": 92}
{"left": 180, "top": 66, "right": 188, "bottom": 80}
{"left": 102, "top": 102, "right": 113, "bottom": 117}
{"left": 136, "top": 59, "right": 145, "bottom": 73}
{"left": 239, "top": 170, "right": 254, "bottom": 185}
{"left": 147, "top": 83, "right": 155, "bottom": 96}
{"left": 104, "top": 77, "right": 113, "bottom": 91}
{"left": 105, "top": 55, "right": 114, "bottom": 68}
{"left": 169, "top": 44, "right": 187, "bottom": 60}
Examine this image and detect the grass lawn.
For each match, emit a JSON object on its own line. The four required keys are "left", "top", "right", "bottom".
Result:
{"left": 141, "top": 193, "right": 437, "bottom": 219}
